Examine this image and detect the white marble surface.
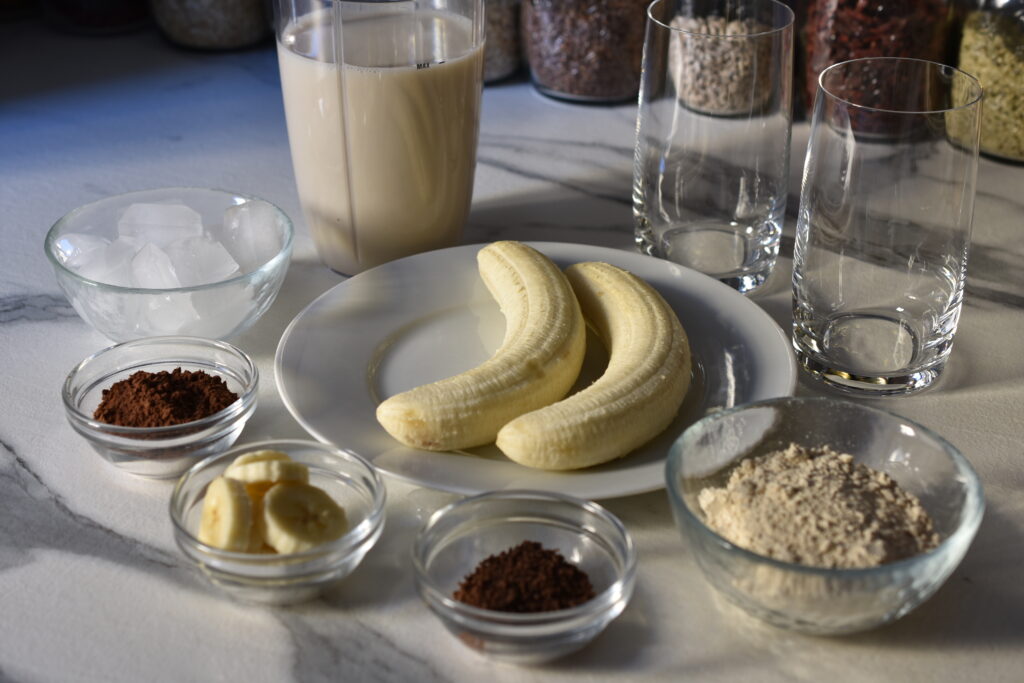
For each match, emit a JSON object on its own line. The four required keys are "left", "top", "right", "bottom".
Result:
{"left": 2, "top": 18, "right": 1023, "bottom": 683}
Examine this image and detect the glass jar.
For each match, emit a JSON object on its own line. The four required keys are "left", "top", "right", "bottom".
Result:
{"left": 484, "top": 0, "right": 521, "bottom": 82}
{"left": 522, "top": 0, "right": 649, "bottom": 102}
{"left": 804, "top": 0, "right": 953, "bottom": 115}
{"left": 149, "top": 0, "right": 270, "bottom": 50}
{"left": 957, "top": 2, "right": 1024, "bottom": 162}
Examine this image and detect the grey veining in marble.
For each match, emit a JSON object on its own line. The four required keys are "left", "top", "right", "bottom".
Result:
{"left": 0, "top": 436, "right": 183, "bottom": 575}
{"left": 0, "top": 295, "right": 77, "bottom": 324}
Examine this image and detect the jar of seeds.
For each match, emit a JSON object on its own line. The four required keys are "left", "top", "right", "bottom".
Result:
{"left": 522, "top": 0, "right": 650, "bottom": 102}
{"left": 804, "top": 0, "right": 952, "bottom": 116}
{"left": 668, "top": 15, "right": 777, "bottom": 116}
{"left": 957, "top": 1, "right": 1024, "bottom": 162}
{"left": 484, "top": 0, "right": 521, "bottom": 82}
{"left": 149, "top": 0, "right": 269, "bottom": 50}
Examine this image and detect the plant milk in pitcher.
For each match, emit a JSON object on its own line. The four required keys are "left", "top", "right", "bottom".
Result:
{"left": 278, "top": 8, "right": 483, "bottom": 274}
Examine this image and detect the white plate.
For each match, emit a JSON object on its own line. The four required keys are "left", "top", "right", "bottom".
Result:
{"left": 275, "top": 242, "right": 796, "bottom": 499}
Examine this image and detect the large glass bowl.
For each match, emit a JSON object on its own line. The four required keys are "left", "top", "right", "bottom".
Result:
{"left": 170, "top": 439, "right": 386, "bottom": 605}
{"left": 666, "top": 396, "right": 984, "bottom": 635}
{"left": 413, "top": 490, "right": 637, "bottom": 664}
{"left": 44, "top": 187, "right": 293, "bottom": 342}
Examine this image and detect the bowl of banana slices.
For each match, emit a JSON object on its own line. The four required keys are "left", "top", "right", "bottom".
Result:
{"left": 170, "top": 439, "right": 386, "bottom": 604}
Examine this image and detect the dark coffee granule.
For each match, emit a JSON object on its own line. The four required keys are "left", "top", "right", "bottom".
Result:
{"left": 93, "top": 368, "right": 239, "bottom": 428}
{"left": 453, "top": 540, "right": 596, "bottom": 612}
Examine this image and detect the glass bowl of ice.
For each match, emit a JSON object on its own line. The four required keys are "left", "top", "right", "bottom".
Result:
{"left": 44, "top": 188, "right": 294, "bottom": 342}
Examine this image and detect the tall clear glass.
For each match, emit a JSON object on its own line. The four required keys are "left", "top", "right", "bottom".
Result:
{"left": 792, "top": 57, "right": 983, "bottom": 396}
{"left": 273, "top": 0, "right": 484, "bottom": 275}
{"left": 633, "top": 0, "right": 794, "bottom": 294}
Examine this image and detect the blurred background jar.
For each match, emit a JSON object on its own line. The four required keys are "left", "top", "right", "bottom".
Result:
{"left": 803, "top": 0, "right": 954, "bottom": 116}
{"left": 484, "top": 0, "right": 521, "bottom": 82}
{"left": 957, "top": 1, "right": 1024, "bottom": 162}
{"left": 150, "top": 0, "right": 269, "bottom": 50}
{"left": 521, "top": 0, "right": 649, "bottom": 102}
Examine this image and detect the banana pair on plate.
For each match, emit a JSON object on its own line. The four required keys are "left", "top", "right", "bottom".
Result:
{"left": 198, "top": 450, "right": 347, "bottom": 553}
{"left": 375, "top": 241, "right": 692, "bottom": 471}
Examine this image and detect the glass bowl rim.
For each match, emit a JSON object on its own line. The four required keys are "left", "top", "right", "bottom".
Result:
{"left": 665, "top": 395, "right": 985, "bottom": 578}
{"left": 62, "top": 335, "right": 260, "bottom": 438}
{"left": 169, "top": 438, "right": 388, "bottom": 564}
{"left": 43, "top": 186, "right": 295, "bottom": 292}
{"left": 412, "top": 489, "right": 638, "bottom": 625}
{"left": 646, "top": 0, "right": 795, "bottom": 38}
{"left": 816, "top": 57, "right": 984, "bottom": 116}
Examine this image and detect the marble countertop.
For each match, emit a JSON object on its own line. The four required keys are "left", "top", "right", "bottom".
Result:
{"left": 2, "top": 18, "right": 1023, "bottom": 683}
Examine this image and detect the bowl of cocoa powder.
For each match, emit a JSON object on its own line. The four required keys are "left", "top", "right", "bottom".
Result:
{"left": 412, "top": 490, "right": 637, "bottom": 664}
{"left": 62, "top": 336, "right": 258, "bottom": 479}
{"left": 666, "top": 396, "right": 984, "bottom": 635}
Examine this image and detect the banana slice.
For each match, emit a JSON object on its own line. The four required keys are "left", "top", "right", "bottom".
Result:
{"left": 260, "top": 482, "right": 348, "bottom": 554}
{"left": 197, "top": 476, "right": 254, "bottom": 551}
{"left": 496, "top": 261, "right": 692, "bottom": 470}
{"left": 226, "top": 450, "right": 291, "bottom": 469}
{"left": 375, "top": 241, "right": 587, "bottom": 451}
{"left": 225, "top": 454, "right": 309, "bottom": 487}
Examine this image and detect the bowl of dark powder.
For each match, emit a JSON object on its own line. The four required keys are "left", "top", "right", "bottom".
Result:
{"left": 412, "top": 490, "right": 637, "bottom": 664}
{"left": 62, "top": 336, "right": 258, "bottom": 479}
{"left": 666, "top": 396, "right": 984, "bottom": 635}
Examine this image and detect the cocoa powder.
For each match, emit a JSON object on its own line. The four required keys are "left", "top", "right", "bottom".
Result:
{"left": 453, "top": 540, "right": 596, "bottom": 612}
{"left": 94, "top": 368, "right": 238, "bottom": 428}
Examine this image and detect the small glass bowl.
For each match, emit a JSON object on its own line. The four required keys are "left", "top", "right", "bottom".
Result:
{"left": 413, "top": 490, "right": 637, "bottom": 664}
{"left": 170, "top": 439, "right": 386, "bottom": 605}
{"left": 44, "top": 187, "right": 293, "bottom": 342}
{"left": 666, "top": 396, "right": 984, "bottom": 635}
{"left": 62, "top": 336, "right": 258, "bottom": 479}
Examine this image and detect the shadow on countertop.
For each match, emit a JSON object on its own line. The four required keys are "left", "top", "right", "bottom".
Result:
{"left": 0, "top": 15, "right": 277, "bottom": 104}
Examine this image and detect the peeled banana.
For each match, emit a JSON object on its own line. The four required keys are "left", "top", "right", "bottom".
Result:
{"left": 496, "top": 261, "right": 692, "bottom": 470}
{"left": 375, "top": 241, "right": 587, "bottom": 451}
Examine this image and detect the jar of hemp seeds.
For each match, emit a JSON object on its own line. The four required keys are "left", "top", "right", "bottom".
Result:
{"left": 957, "top": 1, "right": 1024, "bottom": 162}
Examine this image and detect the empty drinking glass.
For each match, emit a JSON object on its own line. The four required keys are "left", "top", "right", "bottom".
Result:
{"left": 792, "top": 57, "right": 983, "bottom": 395}
{"left": 633, "top": 0, "right": 794, "bottom": 293}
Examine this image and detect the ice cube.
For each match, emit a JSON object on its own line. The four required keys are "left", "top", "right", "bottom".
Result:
{"left": 71, "top": 284, "right": 144, "bottom": 340}
{"left": 132, "top": 243, "right": 181, "bottom": 289}
{"left": 220, "top": 202, "right": 283, "bottom": 273}
{"left": 74, "top": 237, "right": 139, "bottom": 287}
{"left": 191, "top": 284, "right": 254, "bottom": 338}
{"left": 54, "top": 233, "right": 109, "bottom": 268}
{"left": 164, "top": 236, "right": 240, "bottom": 287}
{"left": 118, "top": 202, "right": 204, "bottom": 247}
{"left": 144, "top": 292, "right": 200, "bottom": 335}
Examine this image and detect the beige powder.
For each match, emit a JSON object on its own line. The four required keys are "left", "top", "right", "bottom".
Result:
{"left": 698, "top": 443, "right": 940, "bottom": 569}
